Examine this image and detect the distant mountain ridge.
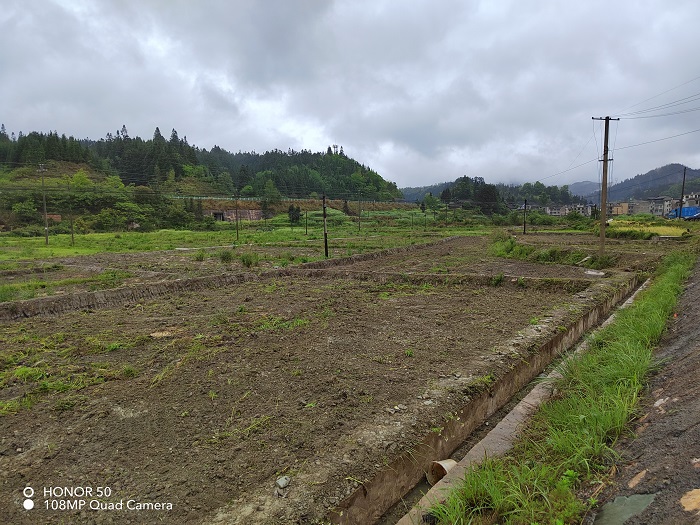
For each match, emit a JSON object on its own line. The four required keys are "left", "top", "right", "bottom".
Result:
{"left": 568, "top": 181, "right": 599, "bottom": 197}
{"left": 580, "top": 164, "right": 700, "bottom": 202}
{"left": 399, "top": 182, "right": 453, "bottom": 203}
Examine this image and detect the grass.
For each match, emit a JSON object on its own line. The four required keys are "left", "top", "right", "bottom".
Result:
{"left": 255, "top": 315, "right": 309, "bottom": 332}
{"left": 219, "top": 249, "right": 235, "bottom": 263}
{"left": 239, "top": 252, "right": 260, "bottom": 268}
{"left": 0, "top": 269, "right": 133, "bottom": 302}
{"left": 0, "top": 211, "right": 493, "bottom": 263}
{"left": 0, "top": 327, "right": 145, "bottom": 415}
{"left": 490, "top": 233, "right": 618, "bottom": 269}
{"left": 429, "top": 249, "right": 695, "bottom": 524}
{"left": 607, "top": 223, "right": 687, "bottom": 238}
{"left": 489, "top": 273, "right": 504, "bottom": 286}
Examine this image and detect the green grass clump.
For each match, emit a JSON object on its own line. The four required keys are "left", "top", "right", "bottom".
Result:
{"left": 490, "top": 234, "right": 593, "bottom": 267}
{"left": 239, "top": 252, "right": 260, "bottom": 268}
{"left": 14, "top": 366, "right": 46, "bottom": 382}
{"left": 219, "top": 249, "right": 235, "bottom": 263}
{"left": 581, "top": 253, "right": 616, "bottom": 270}
{"left": 490, "top": 235, "right": 535, "bottom": 259}
{"left": 430, "top": 250, "right": 694, "bottom": 524}
{"left": 489, "top": 273, "right": 504, "bottom": 286}
{"left": 430, "top": 459, "right": 584, "bottom": 524}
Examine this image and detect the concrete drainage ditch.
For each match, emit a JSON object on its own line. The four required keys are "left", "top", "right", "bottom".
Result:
{"left": 326, "top": 271, "right": 641, "bottom": 525}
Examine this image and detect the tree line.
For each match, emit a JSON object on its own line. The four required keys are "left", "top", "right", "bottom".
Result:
{"left": 496, "top": 181, "right": 586, "bottom": 207}
{"left": 0, "top": 125, "right": 402, "bottom": 202}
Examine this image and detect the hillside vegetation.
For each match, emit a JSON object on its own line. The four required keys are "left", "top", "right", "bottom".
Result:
{"left": 582, "top": 163, "right": 700, "bottom": 201}
{"left": 0, "top": 125, "right": 401, "bottom": 201}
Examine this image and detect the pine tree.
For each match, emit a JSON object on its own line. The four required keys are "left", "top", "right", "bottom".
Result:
{"left": 440, "top": 188, "right": 452, "bottom": 204}
{"left": 153, "top": 127, "right": 165, "bottom": 143}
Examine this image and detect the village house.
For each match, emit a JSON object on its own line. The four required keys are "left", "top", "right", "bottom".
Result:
{"left": 682, "top": 193, "right": 700, "bottom": 207}
{"left": 647, "top": 196, "right": 677, "bottom": 217}
{"left": 608, "top": 202, "right": 634, "bottom": 216}
{"left": 543, "top": 204, "right": 594, "bottom": 217}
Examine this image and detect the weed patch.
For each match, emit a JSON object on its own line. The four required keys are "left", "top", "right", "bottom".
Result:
{"left": 239, "top": 252, "right": 260, "bottom": 268}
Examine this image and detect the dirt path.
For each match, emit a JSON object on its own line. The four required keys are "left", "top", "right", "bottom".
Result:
{"left": 590, "top": 263, "right": 700, "bottom": 524}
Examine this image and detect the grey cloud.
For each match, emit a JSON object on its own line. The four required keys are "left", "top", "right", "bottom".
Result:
{"left": 2, "top": 0, "right": 700, "bottom": 187}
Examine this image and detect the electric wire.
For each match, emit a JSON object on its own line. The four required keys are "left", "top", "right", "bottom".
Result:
{"left": 614, "top": 91, "right": 700, "bottom": 117}
{"left": 612, "top": 74, "right": 700, "bottom": 115}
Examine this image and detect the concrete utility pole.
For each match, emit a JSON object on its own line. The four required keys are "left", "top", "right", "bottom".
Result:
{"left": 592, "top": 116, "right": 619, "bottom": 256}
{"left": 234, "top": 194, "right": 240, "bottom": 241}
{"left": 357, "top": 193, "right": 361, "bottom": 232}
{"left": 679, "top": 167, "right": 687, "bottom": 219}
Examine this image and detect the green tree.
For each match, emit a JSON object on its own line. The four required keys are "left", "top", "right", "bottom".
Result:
{"left": 423, "top": 193, "right": 441, "bottom": 211}
{"left": 440, "top": 187, "right": 452, "bottom": 204}
{"left": 473, "top": 184, "right": 502, "bottom": 215}
{"left": 288, "top": 205, "right": 301, "bottom": 224}
{"left": 261, "top": 179, "right": 281, "bottom": 219}
{"left": 12, "top": 199, "right": 39, "bottom": 224}
{"left": 91, "top": 208, "right": 127, "bottom": 231}
{"left": 262, "top": 179, "right": 281, "bottom": 205}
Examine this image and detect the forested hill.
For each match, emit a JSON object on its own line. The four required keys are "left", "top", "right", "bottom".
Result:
{"left": 400, "top": 182, "right": 453, "bottom": 203}
{"left": 0, "top": 125, "right": 402, "bottom": 201}
{"left": 586, "top": 163, "right": 700, "bottom": 201}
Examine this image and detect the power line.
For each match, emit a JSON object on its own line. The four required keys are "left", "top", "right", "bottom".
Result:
{"left": 613, "top": 74, "right": 700, "bottom": 115}
{"left": 614, "top": 91, "right": 700, "bottom": 117}
{"left": 615, "top": 127, "right": 700, "bottom": 151}
{"left": 618, "top": 106, "right": 700, "bottom": 119}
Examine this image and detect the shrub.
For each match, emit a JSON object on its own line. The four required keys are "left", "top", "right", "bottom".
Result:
{"left": 219, "top": 250, "right": 235, "bottom": 263}
{"left": 240, "top": 252, "right": 260, "bottom": 268}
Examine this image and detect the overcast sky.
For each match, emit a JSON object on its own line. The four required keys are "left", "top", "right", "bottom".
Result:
{"left": 2, "top": 0, "right": 700, "bottom": 189}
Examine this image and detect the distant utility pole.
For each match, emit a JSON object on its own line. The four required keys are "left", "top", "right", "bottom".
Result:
{"left": 234, "top": 193, "right": 240, "bottom": 241}
{"left": 357, "top": 193, "right": 362, "bottom": 232}
{"left": 592, "top": 116, "right": 620, "bottom": 256}
{"left": 67, "top": 179, "right": 75, "bottom": 246}
{"left": 322, "top": 194, "right": 329, "bottom": 258}
{"left": 523, "top": 199, "right": 527, "bottom": 235}
{"left": 679, "top": 167, "right": 687, "bottom": 219}
{"left": 38, "top": 163, "right": 49, "bottom": 245}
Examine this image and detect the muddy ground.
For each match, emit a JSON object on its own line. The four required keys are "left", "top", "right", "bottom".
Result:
{"left": 0, "top": 234, "right": 673, "bottom": 524}
{"left": 587, "top": 260, "right": 700, "bottom": 524}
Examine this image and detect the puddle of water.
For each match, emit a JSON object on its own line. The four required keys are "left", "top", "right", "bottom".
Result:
{"left": 377, "top": 478, "right": 432, "bottom": 524}
{"left": 594, "top": 493, "right": 656, "bottom": 525}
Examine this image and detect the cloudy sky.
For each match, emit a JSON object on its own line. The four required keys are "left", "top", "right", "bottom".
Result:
{"left": 2, "top": 0, "right": 700, "bottom": 189}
